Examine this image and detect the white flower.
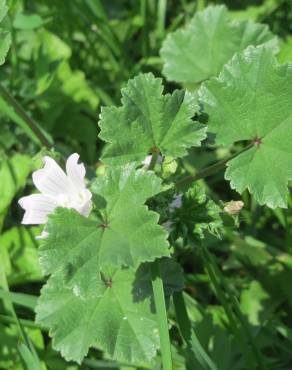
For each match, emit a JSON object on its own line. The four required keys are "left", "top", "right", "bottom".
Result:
{"left": 18, "top": 153, "right": 92, "bottom": 238}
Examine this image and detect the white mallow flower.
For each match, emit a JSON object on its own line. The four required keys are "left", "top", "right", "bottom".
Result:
{"left": 18, "top": 153, "right": 92, "bottom": 238}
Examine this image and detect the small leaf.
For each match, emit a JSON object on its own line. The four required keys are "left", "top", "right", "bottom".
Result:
{"left": 99, "top": 73, "right": 206, "bottom": 164}
{"left": 0, "top": 0, "right": 10, "bottom": 65}
{"left": 13, "top": 13, "right": 44, "bottom": 30}
{"left": 39, "top": 164, "right": 170, "bottom": 295}
{"left": 199, "top": 46, "right": 292, "bottom": 208}
{"left": 160, "top": 5, "right": 278, "bottom": 86}
{"left": 36, "top": 267, "right": 159, "bottom": 365}
{"left": 0, "top": 154, "right": 33, "bottom": 217}
{"left": 0, "top": 226, "right": 42, "bottom": 285}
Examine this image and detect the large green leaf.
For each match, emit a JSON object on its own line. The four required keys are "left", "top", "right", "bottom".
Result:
{"left": 36, "top": 259, "right": 183, "bottom": 364}
{"left": 39, "top": 164, "right": 170, "bottom": 296}
{"left": 99, "top": 73, "right": 206, "bottom": 164}
{"left": 160, "top": 5, "right": 278, "bottom": 86}
{"left": 199, "top": 46, "right": 292, "bottom": 208}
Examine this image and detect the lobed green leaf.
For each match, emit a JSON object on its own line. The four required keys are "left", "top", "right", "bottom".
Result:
{"left": 39, "top": 164, "right": 170, "bottom": 296}
{"left": 160, "top": 5, "right": 278, "bottom": 86}
{"left": 99, "top": 73, "right": 206, "bottom": 165}
{"left": 199, "top": 46, "right": 292, "bottom": 208}
{"left": 36, "top": 259, "right": 184, "bottom": 364}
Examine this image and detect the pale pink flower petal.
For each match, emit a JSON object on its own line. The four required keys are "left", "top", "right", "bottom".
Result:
{"left": 69, "top": 188, "right": 92, "bottom": 217}
{"left": 32, "top": 156, "right": 72, "bottom": 196}
{"left": 19, "top": 153, "right": 92, "bottom": 238}
{"left": 66, "top": 153, "right": 86, "bottom": 191}
{"left": 18, "top": 194, "right": 56, "bottom": 225}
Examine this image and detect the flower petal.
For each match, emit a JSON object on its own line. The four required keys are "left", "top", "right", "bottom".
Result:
{"left": 32, "top": 156, "right": 72, "bottom": 197}
{"left": 66, "top": 153, "right": 86, "bottom": 191}
{"left": 18, "top": 194, "right": 56, "bottom": 224}
{"left": 78, "top": 199, "right": 92, "bottom": 217}
{"left": 70, "top": 189, "right": 92, "bottom": 217}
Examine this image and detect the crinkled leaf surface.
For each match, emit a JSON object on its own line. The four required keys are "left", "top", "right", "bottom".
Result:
{"left": 199, "top": 46, "right": 292, "bottom": 208}
{"left": 36, "top": 259, "right": 183, "bottom": 364}
{"left": 165, "top": 184, "right": 223, "bottom": 245}
{"left": 39, "top": 164, "right": 170, "bottom": 296}
{"left": 99, "top": 73, "right": 206, "bottom": 164}
{"left": 0, "top": 0, "right": 11, "bottom": 65}
{"left": 160, "top": 5, "right": 278, "bottom": 85}
{"left": 36, "top": 267, "right": 159, "bottom": 365}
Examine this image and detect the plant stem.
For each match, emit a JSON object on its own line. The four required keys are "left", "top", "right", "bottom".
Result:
{"left": 175, "top": 143, "right": 253, "bottom": 189}
{"left": 157, "top": 0, "right": 167, "bottom": 39}
{"left": 151, "top": 261, "right": 173, "bottom": 370}
{"left": 148, "top": 152, "right": 159, "bottom": 171}
{"left": 0, "top": 84, "right": 53, "bottom": 149}
{"left": 0, "top": 314, "right": 40, "bottom": 329}
{"left": 148, "top": 152, "right": 173, "bottom": 370}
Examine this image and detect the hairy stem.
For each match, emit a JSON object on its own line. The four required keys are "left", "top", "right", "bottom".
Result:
{"left": 151, "top": 261, "right": 173, "bottom": 370}
{"left": 157, "top": 0, "right": 167, "bottom": 38}
{"left": 0, "top": 84, "right": 53, "bottom": 149}
{"left": 175, "top": 143, "right": 253, "bottom": 189}
{"left": 148, "top": 152, "right": 173, "bottom": 370}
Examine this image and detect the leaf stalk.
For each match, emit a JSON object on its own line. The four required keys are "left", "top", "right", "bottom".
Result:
{"left": 0, "top": 83, "right": 53, "bottom": 149}
{"left": 148, "top": 153, "right": 173, "bottom": 370}
{"left": 175, "top": 143, "right": 253, "bottom": 189}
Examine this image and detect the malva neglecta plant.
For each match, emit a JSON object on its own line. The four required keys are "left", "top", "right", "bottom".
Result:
{"left": 1, "top": 1, "right": 292, "bottom": 370}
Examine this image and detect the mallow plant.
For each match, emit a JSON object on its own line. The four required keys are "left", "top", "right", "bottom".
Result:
{"left": 1, "top": 3, "right": 291, "bottom": 370}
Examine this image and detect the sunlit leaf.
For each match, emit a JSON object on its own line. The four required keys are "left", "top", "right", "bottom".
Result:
{"left": 99, "top": 73, "right": 206, "bottom": 164}
{"left": 199, "top": 46, "right": 292, "bottom": 208}
{"left": 39, "top": 164, "right": 170, "bottom": 296}
{"left": 160, "top": 5, "right": 278, "bottom": 86}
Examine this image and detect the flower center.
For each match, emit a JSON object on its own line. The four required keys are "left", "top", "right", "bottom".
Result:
{"left": 58, "top": 191, "right": 86, "bottom": 208}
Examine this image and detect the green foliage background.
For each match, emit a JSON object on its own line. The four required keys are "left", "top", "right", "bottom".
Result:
{"left": 1, "top": 0, "right": 292, "bottom": 369}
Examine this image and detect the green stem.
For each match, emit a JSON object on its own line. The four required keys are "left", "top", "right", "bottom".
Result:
{"left": 0, "top": 314, "right": 40, "bottom": 330}
{"left": 0, "top": 84, "right": 53, "bottom": 149}
{"left": 151, "top": 261, "right": 173, "bottom": 370}
{"left": 175, "top": 143, "right": 253, "bottom": 189}
{"left": 140, "top": 0, "right": 148, "bottom": 56}
{"left": 148, "top": 153, "right": 173, "bottom": 370}
{"left": 0, "top": 265, "right": 40, "bottom": 363}
{"left": 148, "top": 152, "right": 159, "bottom": 171}
{"left": 157, "top": 0, "right": 167, "bottom": 39}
